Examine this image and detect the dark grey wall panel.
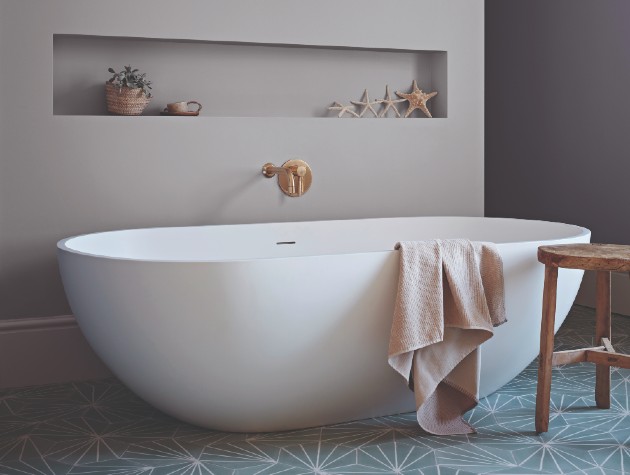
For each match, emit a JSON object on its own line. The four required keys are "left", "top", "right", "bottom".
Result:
{"left": 485, "top": 0, "right": 630, "bottom": 244}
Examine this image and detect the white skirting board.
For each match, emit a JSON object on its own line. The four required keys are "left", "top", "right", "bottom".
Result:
{"left": 0, "top": 315, "right": 112, "bottom": 389}
{"left": 575, "top": 270, "right": 630, "bottom": 316}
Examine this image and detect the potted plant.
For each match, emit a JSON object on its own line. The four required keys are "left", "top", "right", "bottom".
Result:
{"left": 105, "top": 65, "right": 153, "bottom": 115}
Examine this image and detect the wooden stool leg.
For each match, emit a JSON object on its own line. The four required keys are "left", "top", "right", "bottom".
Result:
{"left": 595, "top": 270, "right": 611, "bottom": 409}
{"left": 536, "top": 265, "right": 558, "bottom": 433}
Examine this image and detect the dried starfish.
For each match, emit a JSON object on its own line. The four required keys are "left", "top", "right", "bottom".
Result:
{"left": 351, "top": 89, "right": 379, "bottom": 118}
{"left": 328, "top": 101, "right": 359, "bottom": 118}
{"left": 396, "top": 80, "right": 438, "bottom": 118}
{"left": 376, "top": 85, "right": 405, "bottom": 118}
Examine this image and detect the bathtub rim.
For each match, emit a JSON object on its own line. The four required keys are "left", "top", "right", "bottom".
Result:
{"left": 57, "top": 216, "right": 591, "bottom": 263}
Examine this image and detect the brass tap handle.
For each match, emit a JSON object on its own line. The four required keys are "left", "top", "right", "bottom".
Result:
{"left": 296, "top": 166, "right": 306, "bottom": 196}
{"left": 286, "top": 170, "right": 296, "bottom": 195}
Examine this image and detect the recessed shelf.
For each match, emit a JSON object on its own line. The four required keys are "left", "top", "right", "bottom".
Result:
{"left": 53, "top": 35, "right": 447, "bottom": 118}
{"left": 52, "top": 115, "right": 448, "bottom": 120}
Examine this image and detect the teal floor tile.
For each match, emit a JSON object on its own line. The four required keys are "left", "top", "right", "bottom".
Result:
{"left": 1, "top": 305, "right": 629, "bottom": 475}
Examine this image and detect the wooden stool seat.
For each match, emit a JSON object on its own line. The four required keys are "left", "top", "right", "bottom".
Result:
{"left": 538, "top": 243, "right": 630, "bottom": 271}
{"left": 535, "top": 243, "right": 630, "bottom": 433}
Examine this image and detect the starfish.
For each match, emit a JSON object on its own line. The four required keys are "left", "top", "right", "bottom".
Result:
{"left": 328, "top": 101, "right": 359, "bottom": 118}
{"left": 351, "top": 89, "right": 379, "bottom": 118}
{"left": 376, "top": 85, "right": 405, "bottom": 118}
{"left": 395, "top": 80, "right": 438, "bottom": 118}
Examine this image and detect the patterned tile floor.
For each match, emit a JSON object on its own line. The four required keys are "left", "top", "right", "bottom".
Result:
{"left": 1, "top": 305, "right": 629, "bottom": 475}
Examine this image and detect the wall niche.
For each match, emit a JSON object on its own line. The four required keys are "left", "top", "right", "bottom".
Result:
{"left": 53, "top": 34, "right": 447, "bottom": 118}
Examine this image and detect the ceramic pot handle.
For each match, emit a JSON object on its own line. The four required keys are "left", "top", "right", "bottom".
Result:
{"left": 187, "top": 101, "right": 202, "bottom": 113}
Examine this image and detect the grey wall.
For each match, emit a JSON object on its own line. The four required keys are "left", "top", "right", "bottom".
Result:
{"left": 0, "top": 0, "right": 484, "bottom": 320}
{"left": 485, "top": 0, "right": 630, "bottom": 243}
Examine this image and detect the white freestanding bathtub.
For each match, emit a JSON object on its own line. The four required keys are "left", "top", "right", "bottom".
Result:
{"left": 58, "top": 217, "right": 590, "bottom": 432}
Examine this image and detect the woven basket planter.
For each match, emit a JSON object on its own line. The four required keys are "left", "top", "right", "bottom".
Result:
{"left": 105, "top": 83, "right": 151, "bottom": 115}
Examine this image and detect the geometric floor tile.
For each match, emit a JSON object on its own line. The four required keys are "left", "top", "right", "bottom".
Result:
{"left": 0, "top": 305, "right": 628, "bottom": 475}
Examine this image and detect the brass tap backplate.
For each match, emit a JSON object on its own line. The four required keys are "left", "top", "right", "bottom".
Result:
{"left": 277, "top": 159, "right": 312, "bottom": 197}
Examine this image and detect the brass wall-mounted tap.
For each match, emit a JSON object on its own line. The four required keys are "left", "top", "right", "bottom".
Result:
{"left": 262, "top": 159, "right": 312, "bottom": 197}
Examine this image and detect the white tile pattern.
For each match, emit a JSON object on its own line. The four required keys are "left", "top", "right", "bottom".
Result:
{"left": 0, "top": 305, "right": 628, "bottom": 474}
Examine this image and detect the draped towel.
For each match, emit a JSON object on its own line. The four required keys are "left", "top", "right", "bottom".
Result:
{"left": 388, "top": 239, "right": 506, "bottom": 435}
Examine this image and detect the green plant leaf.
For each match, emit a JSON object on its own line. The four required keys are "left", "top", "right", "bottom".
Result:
{"left": 107, "top": 65, "right": 152, "bottom": 92}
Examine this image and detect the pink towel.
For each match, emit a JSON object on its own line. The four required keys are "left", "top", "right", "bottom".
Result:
{"left": 388, "top": 239, "right": 506, "bottom": 435}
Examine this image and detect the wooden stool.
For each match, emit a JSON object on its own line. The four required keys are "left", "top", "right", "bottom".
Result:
{"left": 535, "top": 243, "right": 630, "bottom": 433}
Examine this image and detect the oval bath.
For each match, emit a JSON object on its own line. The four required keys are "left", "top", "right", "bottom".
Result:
{"left": 58, "top": 217, "right": 590, "bottom": 432}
